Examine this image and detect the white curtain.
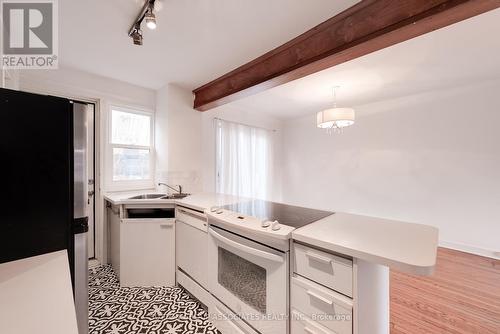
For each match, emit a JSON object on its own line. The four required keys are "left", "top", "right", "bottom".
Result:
{"left": 215, "top": 119, "right": 274, "bottom": 200}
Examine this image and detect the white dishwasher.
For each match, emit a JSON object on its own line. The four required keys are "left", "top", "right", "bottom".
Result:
{"left": 119, "top": 205, "right": 176, "bottom": 287}
{"left": 176, "top": 205, "right": 209, "bottom": 289}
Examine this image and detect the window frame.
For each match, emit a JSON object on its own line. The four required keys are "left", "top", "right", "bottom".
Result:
{"left": 106, "top": 104, "right": 155, "bottom": 191}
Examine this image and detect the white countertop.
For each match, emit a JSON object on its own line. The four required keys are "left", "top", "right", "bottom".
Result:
{"left": 103, "top": 191, "right": 438, "bottom": 274}
{"left": 0, "top": 250, "right": 79, "bottom": 334}
{"left": 293, "top": 212, "right": 439, "bottom": 276}
{"left": 103, "top": 190, "right": 242, "bottom": 210}
{"left": 103, "top": 189, "right": 176, "bottom": 205}
{"left": 175, "top": 192, "right": 243, "bottom": 212}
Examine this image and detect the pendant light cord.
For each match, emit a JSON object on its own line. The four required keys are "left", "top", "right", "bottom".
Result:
{"left": 332, "top": 85, "right": 340, "bottom": 108}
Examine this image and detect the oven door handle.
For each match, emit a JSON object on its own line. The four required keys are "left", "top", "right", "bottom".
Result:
{"left": 209, "top": 228, "right": 285, "bottom": 263}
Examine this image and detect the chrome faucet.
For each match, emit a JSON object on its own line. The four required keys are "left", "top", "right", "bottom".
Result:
{"left": 158, "top": 182, "right": 183, "bottom": 194}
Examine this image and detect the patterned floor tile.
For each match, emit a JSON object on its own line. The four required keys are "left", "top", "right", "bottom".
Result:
{"left": 89, "top": 265, "right": 219, "bottom": 334}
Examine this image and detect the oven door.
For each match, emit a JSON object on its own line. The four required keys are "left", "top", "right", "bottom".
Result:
{"left": 208, "top": 225, "right": 288, "bottom": 334}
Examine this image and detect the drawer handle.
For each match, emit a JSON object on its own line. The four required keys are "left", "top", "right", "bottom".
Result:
{"left": 160, "top": 222, "right": 174, "bottom": 228}
{"left": 304, "top": 326, "right": 319, "bottom": 334}
{"left": 305, "top": 252, "right": 332, "bottom": 265}
{"left": 178, "top": 208, "right": 206, "bottom": 220}
{"left": 306, "top": 290, "right": 333, "bottom": 307}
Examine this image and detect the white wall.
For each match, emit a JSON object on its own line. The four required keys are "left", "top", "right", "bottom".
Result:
{"left": 155, "top": 84, "right": 203, "bottom": 194}
{"left": 281, "top": 80, "right": 500, "bottom": 257}
{"left": 201, "top": 105, "right": 284, "bottom": 201}
{"left": 19, "top": 67, "right": 155, "bottom": 110}
{"left": 2, "top": 70, "right": 20, "bottom": 90}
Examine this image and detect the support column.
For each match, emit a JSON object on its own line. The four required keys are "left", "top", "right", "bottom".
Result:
{"left": 355, "top": 259, "right": 390, "bottom": 334}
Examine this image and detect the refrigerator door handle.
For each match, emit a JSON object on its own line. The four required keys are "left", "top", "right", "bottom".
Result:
{"left": 73, "top": 217, "right": 89, "bottom": 234}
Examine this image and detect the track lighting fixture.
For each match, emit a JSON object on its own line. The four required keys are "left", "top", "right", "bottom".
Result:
{"left": 128, "top": 0, "right": 157, "bottom": 45}
{"left": 131, "top": 24, "right": 143, "bottom": 46}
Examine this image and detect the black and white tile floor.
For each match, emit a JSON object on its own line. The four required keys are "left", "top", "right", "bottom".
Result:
{"left": 89, "top": 264, "right": 220, "bottom": 334}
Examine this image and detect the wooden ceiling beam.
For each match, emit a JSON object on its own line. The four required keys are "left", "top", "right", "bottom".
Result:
{"left": 193, "top": 0, "right": 500, "bottom": 111}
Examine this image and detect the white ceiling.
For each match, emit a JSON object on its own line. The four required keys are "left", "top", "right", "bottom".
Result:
{"left": 59, "top": 0, "right": 358, "bottom": 89}
{"left": 222, "top": 8, "right": 500, "bottom": 120}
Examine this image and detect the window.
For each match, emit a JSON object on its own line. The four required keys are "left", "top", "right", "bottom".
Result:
{"left": 108, "top": 106, "right": 154, "bottom": 189}
{"left": 215, "top": 119, "right": 273, "bottom": 200}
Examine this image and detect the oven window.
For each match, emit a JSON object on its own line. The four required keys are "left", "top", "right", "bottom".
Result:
{"left": 218, "top": 248, "right": 267, "bottom": 314}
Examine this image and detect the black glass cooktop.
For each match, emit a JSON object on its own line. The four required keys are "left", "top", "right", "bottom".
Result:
{"left": 221, "top": 199, "right": 333, "bottom": 228}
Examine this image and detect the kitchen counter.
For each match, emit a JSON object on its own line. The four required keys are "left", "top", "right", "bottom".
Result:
{"left": 104, "top": 190, "right": 438, "bottom": 274}
{"left": 293, "top": 212, "right": 439, "bottom": 275}
{"left": 175, "top": 192, "right": 243, "bottom": 212}
{"left": 103, "top": 191, "right": 241, "bottom": 209}
{"left": 103, "top": 191, "right": 437, "bottom": 334}
{"left": 103, "top": 189, "right": 176, "bottom": 205}
{"left": 0, "top": 250, "right": 79, "bottom": 334}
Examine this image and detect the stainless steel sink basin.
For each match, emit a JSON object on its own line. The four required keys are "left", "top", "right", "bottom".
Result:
{"left": 160, "top": 193, "right": 190, "bottom": 200}
{"left": 127, "top": 194, "right": 166, "bottom": 200}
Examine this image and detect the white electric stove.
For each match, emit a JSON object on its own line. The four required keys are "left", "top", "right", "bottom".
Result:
{"left": 206, "top": 199, "right": 333, "bottom": 334}
{"left": 208, "top": 199, "right": 333, "bottom": 250}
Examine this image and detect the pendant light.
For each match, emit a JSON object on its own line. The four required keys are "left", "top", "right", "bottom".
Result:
{"left": 317, "top": 86, "right": 355, "bottom": 132}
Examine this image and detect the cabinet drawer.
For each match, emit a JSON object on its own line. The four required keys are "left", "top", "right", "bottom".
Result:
{"left": 208, "top": 298, "right": 259, "bottom": 334}
{"left": 291, "top": 275, "right": 352, "bottom": 334}
{"left": 291, "top": 310, "right": 336, "bottom": 334}
{"left": 294, "top": 243, "right": 353, "bottom": 297}
{"left": 176, "top": 206, "right": 207, "bottom": 232}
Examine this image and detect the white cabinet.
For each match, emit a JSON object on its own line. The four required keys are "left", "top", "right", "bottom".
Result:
{"left": 119, "top": 218, "right": 175, "bottom": 287}
{"left": 176, "top": 206, "right": 209, "bottom": 288}
{"left": 292, "top": 242, "right": 354, "bottom": 334}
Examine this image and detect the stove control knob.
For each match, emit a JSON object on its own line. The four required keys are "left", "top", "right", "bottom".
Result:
{"left": 261, "top": 220, "right": 271, "bottom": 228}
{"left": 271, "top": 220, "right": 281, "bottom": 231}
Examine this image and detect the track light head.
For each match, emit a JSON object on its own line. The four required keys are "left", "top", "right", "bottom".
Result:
{"left": 131, "top": 25, "right": 143, "bottom": 45}
{"left": 145, "top": 8, "right": 156, "bottom": 30}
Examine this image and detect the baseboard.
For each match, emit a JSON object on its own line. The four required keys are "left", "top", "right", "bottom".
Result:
{"left": 439, "top": 240, "right": 500, "bottom": 260}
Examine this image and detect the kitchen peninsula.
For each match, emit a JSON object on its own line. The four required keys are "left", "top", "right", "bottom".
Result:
{"left": 103, "top": 191, "right": 438, "bottom": 334}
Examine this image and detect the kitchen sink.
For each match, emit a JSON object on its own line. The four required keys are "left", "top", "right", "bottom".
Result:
{"left": 160, "top": 193, "right": 190, "bottom": 199}
{"left": 127, "top": 194, "right": 166, "bottom": 200}
{"left": 126, "top": 193, "right": 190, "bottom": 200}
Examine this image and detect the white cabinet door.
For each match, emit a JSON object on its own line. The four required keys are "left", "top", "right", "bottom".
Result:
{"left": 120, "top": 218, "right": 175, "bottom": 287}
{"left": 176, "top": 220, "right": 208, "bottom": 288}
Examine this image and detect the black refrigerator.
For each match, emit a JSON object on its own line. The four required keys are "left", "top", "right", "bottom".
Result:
{"left": 0, "top": 88, "right": 89, "bottom": 334}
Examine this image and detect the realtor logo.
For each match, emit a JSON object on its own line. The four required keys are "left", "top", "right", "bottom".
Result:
{"left": 1, "top": 0, "right": 58, "bottom": 68}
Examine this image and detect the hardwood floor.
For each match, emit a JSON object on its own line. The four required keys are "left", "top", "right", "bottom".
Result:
{"left": 390, "top": 247, "right": 500, "bottom": 334}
